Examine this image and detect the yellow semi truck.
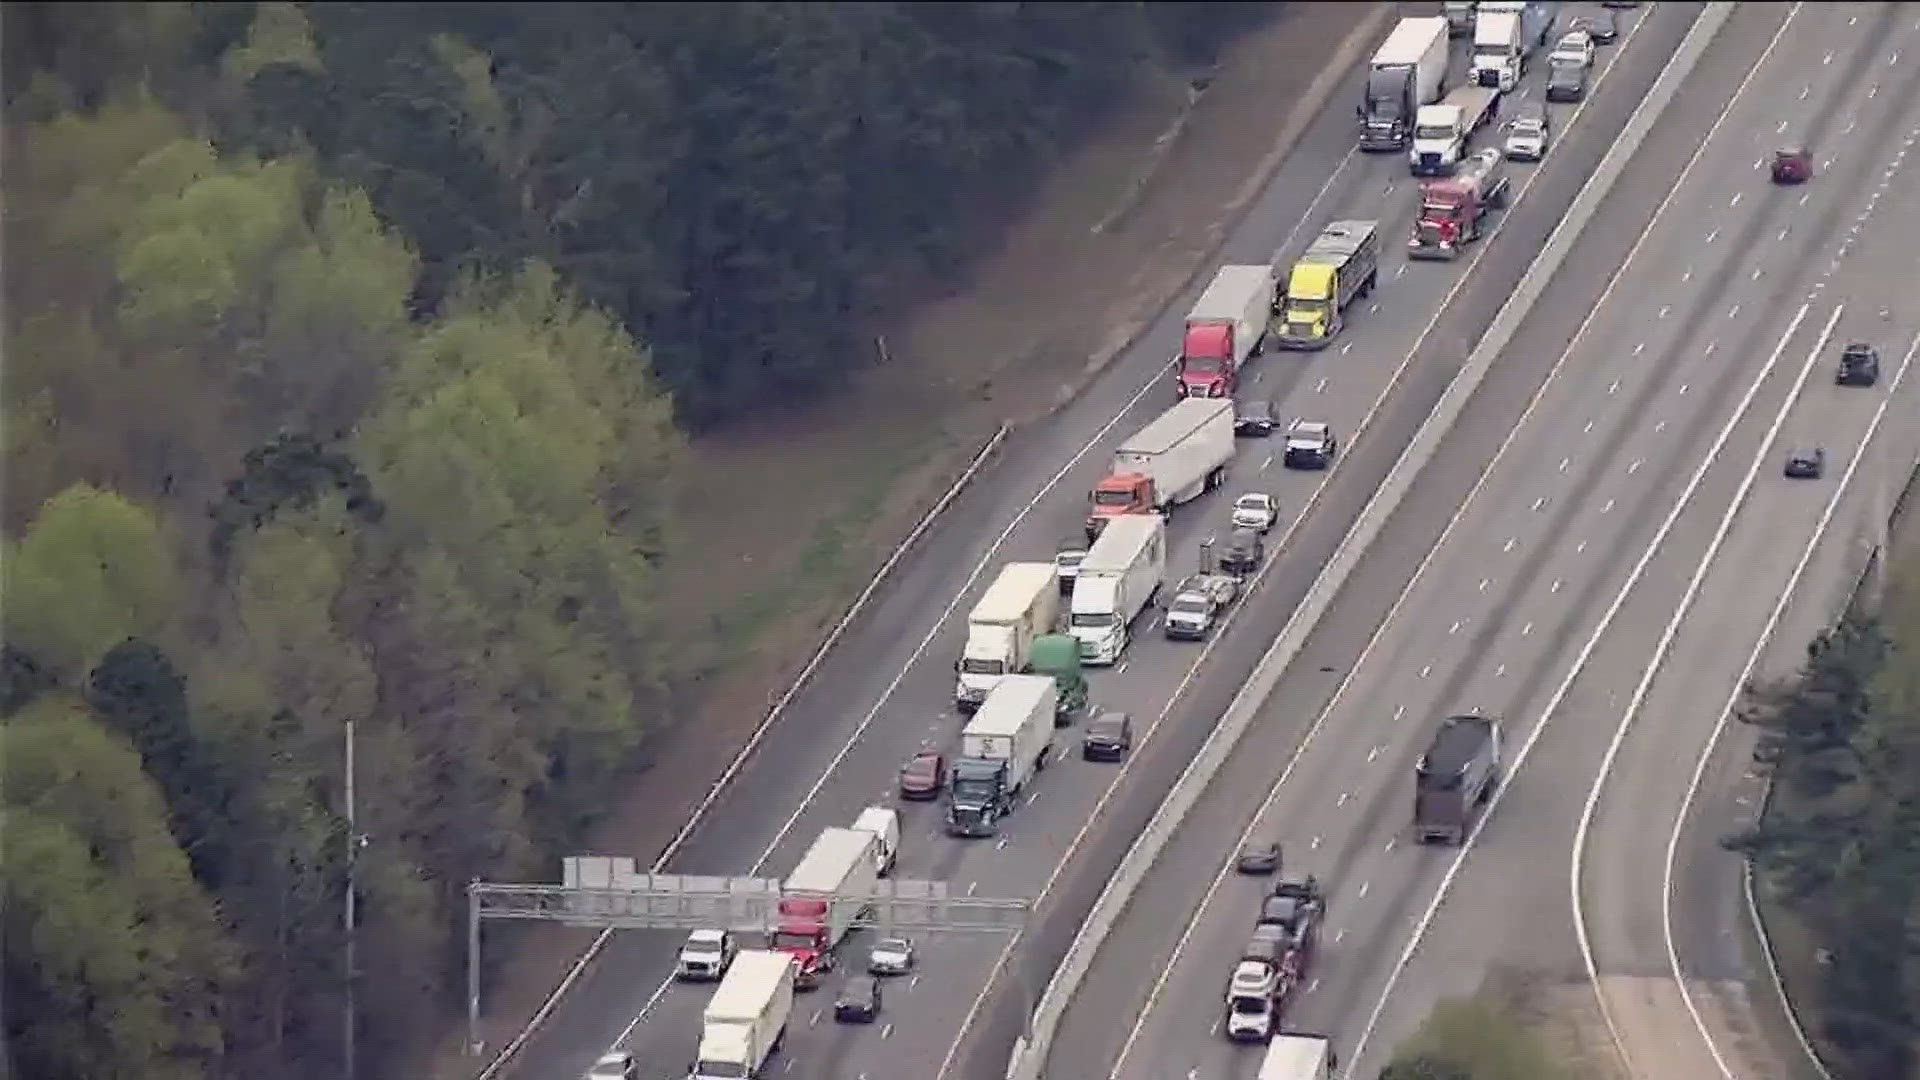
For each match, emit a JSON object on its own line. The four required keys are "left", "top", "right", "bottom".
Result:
{"left": 1275, "top": 220, "right": 1380, "bottom": 350}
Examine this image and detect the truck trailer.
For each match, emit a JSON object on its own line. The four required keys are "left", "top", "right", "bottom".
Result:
{"left": 1276, "top": 221, "right": 1380, "bottom": 349}
{"left": 772, "top": 827, "right": 882, "bottom": 986}
{"left": 1410, "top": 85, "right": 1501, "bottom": 176}
{"left": 955, "top": 562, "right": 1061, "bottom": 711}
{"left": 1086, "top": 397, "right": 1234, "bottom": 537}
{"left": 1257, "top": 1033, "right": 1335, "bottom": 1080}
{"left": 1176, "top": 264, "right": 1276, "bottom": 398}
{"left": 691, "top": 950, "right": 795, "bottom": 1080}
{"left": 1069, "top": 513, "right": 1166, "bottom": 664}
{"left": 947, "top": 674, "right": 1057, "bottom": 836}
{"left": 1414, "top": 713, "right": 1503, "bottom": 844}
{"left": 1359, "top": 16, "right": 1450, "bottom": 152}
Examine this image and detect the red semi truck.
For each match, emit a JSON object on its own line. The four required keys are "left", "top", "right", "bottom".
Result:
{"left": 770, "top": 827, "right": 882, "bottom": 988}
{"left": 1408, "top": 148, "right": 1510, "bottom": 261}
{"left": 1175, "top": 265, "right": 1277, "bottom": 398}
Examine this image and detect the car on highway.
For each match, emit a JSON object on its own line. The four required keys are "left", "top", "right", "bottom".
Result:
{"left": 834, "top": 975, "right": 883, "bottom": 1023}
{"left": 674, "top": 928, "right": 737, "bottom": 981}
{"left": 1771, "top": 146, "right": 1813, "bottom": 184}
{"left": 1282, "top": 419, "right": 1337, "bottom": 469}
{"left": 1081, "top": 710, "right": 1133, "bottom": 761}
{"left": 1550, "top": 30, "right": 1594, "bottom": 69}
{"left": 1571, "top": 12, "right": 1619, "bottom": 45}
{"left": 1231, "top": 492, "right": 1278, "bottom": 533}
{"left": 1054, "top": 536, "right": 1087, "bottom": 594}
{"left": 1546, "top": 59, "right": 1587, "bottom": 102}
{"left": 867, "top": 936, "right": 916, "bottom": 976}
{"left": 897, "top": 748, "right": 945, "bottom": 800}
{"left": 1219, "top": 527, "right": 1265, "bottom": 575}
{"left": 585, "top": 1052, "right": 637, "bottom": 1080}
{"left": 1504, "top": 105, "right": 1550, "bottom": 162}
{"left": 1837, "top": 342, "right": 1880, "bottom": 386}
{"left": 1236, "top": 840, "right": 1282, "bottom": 875}
{"left": 1234, "top": 395, "right": 1278, "bottom": 436}
{"left": 1783, "top": 446, "right": 1826, "bottom": 479}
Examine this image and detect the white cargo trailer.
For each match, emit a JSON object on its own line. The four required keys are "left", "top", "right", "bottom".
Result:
{"left": 1069, "top": 513, "right": 1166, "bottom": 664}
{"left": 692, "top": 950, "right": 795, "bottom": 1079}
{"left": 1175, "top": 264, "right": 1277, "bottom": 398}
{"left": 772, "top": 827, "right": 881, "bottom": 985}
{"left": 955, "top": 561, "right": 1061, "bottom": 710}
{"left": 1359, "top": 16, "right": 1450, "bottom": 151}
{"left": 960, "top": 674, "right": 1057, "bottom": 794}
{"left": 1112, "top": 397, "right": 1235, "bottom": 508}
{"left": 1257, "top": 1033, "right": 1334, "bottom": 1080}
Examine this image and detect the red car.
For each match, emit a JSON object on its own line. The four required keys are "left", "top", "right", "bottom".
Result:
{"left": 898, "top": 749, "right": 946, "bottom": 800}
{"left": 1771, "top": 147, "right": 1812, "bottom": 184}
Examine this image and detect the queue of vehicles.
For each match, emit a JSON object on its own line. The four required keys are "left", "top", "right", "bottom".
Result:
{"left": 646, "top": 8, "right": 1641, "bottom": 1073}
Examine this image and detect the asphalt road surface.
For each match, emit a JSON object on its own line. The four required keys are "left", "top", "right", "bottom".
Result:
{"left": 496, "top": 5, "right": 1686, "bottom": 1080}
{"left": 1037, "top": 4, "right": 1920, "bottom": 1079}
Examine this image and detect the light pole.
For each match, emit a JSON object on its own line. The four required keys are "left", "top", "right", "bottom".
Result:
{"left": 344, "top": 718, "right": 359, "bottom": 1080}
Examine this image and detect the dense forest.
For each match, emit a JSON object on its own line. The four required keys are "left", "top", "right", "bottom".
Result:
{"left": 1731, "top": 550, "right": 1920, "bottom": 1079}
{"left": 0, "top": 3, "right": 1277, "bottom": 1079}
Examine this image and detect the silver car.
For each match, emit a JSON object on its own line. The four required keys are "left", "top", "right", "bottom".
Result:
{"left": 1505, "top": 113, "right": 1549, "bottom": 162}
{"left": 868, "top": 936, "right": 916, "bottom": 975}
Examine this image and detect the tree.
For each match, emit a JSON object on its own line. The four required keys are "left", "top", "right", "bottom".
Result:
{"left": 2, "top": 696, "right": 232, "bottom": 1080}
{"left": 2, "top": 484, "right": 177, "bottom": 682}
{"left": 1385, "top": 989, "right": 1576, "bottom": 1080}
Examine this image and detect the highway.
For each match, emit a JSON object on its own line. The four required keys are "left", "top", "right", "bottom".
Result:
{"left": 1041, "top": 5, "right": 1920, "bottom": 1079}
{"left": 494, "top": 5, "right": 1686, "bottom": 1080}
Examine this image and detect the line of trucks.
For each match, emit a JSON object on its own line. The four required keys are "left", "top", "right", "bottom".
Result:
{"left": 1357, "top": 6, "right": 1556, "bottom": 175}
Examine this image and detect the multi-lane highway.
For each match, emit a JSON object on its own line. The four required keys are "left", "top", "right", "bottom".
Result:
{"left": 494, "top": 5, "right": 1687, "bottom": 1080}
{"left": 1045, "top": 4, "right": 1920, "bottom": 1079}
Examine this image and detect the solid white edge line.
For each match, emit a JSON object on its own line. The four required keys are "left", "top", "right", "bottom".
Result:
{"left": 1570, "top": 302, "right": 1841, "bottom": 1077}
{"left": 1095, "top": 4, "right": 1724, "bottom": 1071}
{"left": 1669, "top": 329, "right": 1919, "bottom": 1080}
{"left": 1344, "top": 296, "right": 1819, "bottom": 1075}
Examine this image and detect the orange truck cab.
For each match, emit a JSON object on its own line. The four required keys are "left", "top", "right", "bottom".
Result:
{"left": 1086, "top": 473, "right": 1157, "bottom": 540}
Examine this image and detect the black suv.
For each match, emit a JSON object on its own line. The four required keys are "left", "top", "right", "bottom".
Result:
{"left": 1082, "top": 711, "right": 1133, "bottom": 761}
{"left": 1234, "top": 396, "right": 1278, "bottom": 436}
{"left": 1837, "top": 343, "right": 1880, "bottom": 386}
{"left": 1784, "top": 447, "right": 1826, "bottom": 480}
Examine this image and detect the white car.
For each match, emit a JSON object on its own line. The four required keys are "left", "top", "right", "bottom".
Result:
{"left": 674, "top": 928, "right": 736, "bottom": 981}
{"left": 1550, "top": 30, "right": 1594, "bottom": 69}
{"left": 1231, "top": 492, "right": 1278, "bottom": 533}
{"left": 868, "top": 936, "right": 917, "bottom": 975}
{"left": 586, "top": 1052, "right": 636, "bottom": 1080}
{"left": 1505, "top": 115, "right": 1549, "bottom": 162}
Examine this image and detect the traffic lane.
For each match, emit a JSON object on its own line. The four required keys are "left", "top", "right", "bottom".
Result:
{"left": 1031, "top": 6, "right": 1726, "bottom": 1075}
{"left": 1121, "top": 4, "right": 1850, "bottom": 1060}
{"left": 1300, "top": 0, "right": 1916, "bottom": 1014}
{"left": 1335, "top": 305, "right": 1827, "bottom": 1072}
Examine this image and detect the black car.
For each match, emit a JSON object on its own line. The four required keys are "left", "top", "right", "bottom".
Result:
{"left": 1219, "top": 528, "right": 1265, "bottom": 575}
{"left": 1784, "top": 447, "right": 1826, "bottom": 479}
{"left": 1234, "top": 396, "right": 1278, "bottom": 437}
{"left": 1082, "top": 711, "right": 1133, "bottom": 761}
{"left": 1571, "top": 12, "right": 1619, "bottom": 44}
{"left": 1837, "top": 343, "right": 1880, "bottom": 386}
{"left": 1237, "top": 841, "right": 1282, "bottom": 875}
{"left": 834, "top": 976, "right": 882, "bottom": 1023}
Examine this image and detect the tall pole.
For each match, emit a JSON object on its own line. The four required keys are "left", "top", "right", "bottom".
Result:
{"left": 468, "top": 883, "right": 483, "bottom": 1057}
{"left": 344, "top": 719, "right": 358, "bottom": 1080}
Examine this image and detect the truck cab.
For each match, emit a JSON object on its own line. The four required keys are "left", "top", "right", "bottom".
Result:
{"left": 1086, "top": 474, "right": 1154, "bottom": 540}
{"left": 1409, "top": 149, "right": 1508, "bottom": 260}
{"left": 1471, "top": 11, "right": 1523, "bottom": 91}
{"left": 1029, "top": 633, "right": 1088, "bottom": 720}
{"left": 946, "top": 757, "right": 1011, "bottom": 836}
{"left": 769, "top": 904, "right": 835, "bottom": 987}
{"left": 1176, "top": 325, "right": 1238, "bottom": 398}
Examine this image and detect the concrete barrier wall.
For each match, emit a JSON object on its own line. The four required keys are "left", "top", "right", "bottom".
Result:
{"left": 1012, "top": 5, "right": 1740, "bottom": 1077}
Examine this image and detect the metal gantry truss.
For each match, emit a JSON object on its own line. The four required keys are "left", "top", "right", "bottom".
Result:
{"left": 465, "top": 856, "right": 1034, "bottom": 1056}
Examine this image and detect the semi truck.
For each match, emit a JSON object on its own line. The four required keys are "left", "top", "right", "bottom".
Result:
{"left": 1410, "top": 85, "right": 1500, "bottom": 176}
{"left": 946, "top": 674, "right": 1057, "bottom": 837}
{"left": 1029, "top": 632, "right": 1088, "bottom": 720}
{"left": 1276, "top": 221, "right": 1380, "bottom": 350}
{"left": 1414, "top": 713, "right": 1503, "bottom": 845}
{"left": 1069, "top": 513, "right": 1166, "bottom": 665}
{"left": 1257, "top": 1032, "right": 1336, "bottom": 1080}
{"left": 955, "top": 562, "right": 1061, "bottom": 711}
{"left": 690, "top": 950, "right": 795, "bottom": 1080}
{"left": 1408, "top": 148, "right": 1510, "bottom": 260}
{"left": 1472, "top": 10, "right": 1524, "bottom": 90}
{"left": 1086, "top": 397, "right": 1234, "bottom": 537}
{"left": 772, "top": 827, "right": 883, "bottom": 986}
{"left": 1479, "top": 0, "right": 1557, "bottom": 49}
{"left": 1176, "top": 264, "right": 1277, "bottom": 398}
{"left": 1359, "top": 16, "right": 1450, "bottom": 152}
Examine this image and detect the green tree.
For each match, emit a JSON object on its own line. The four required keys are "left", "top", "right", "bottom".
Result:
{"left": 2, "top": 696, "right": 232, "bottom": 1080}
{"left": 2, "top": 484, "right": 177, "bottom": 682}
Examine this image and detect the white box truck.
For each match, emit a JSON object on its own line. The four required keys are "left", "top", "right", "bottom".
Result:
{"left": 1472, "top": 10, "right": 1523, "bottom": 90}
{"left": 955, "top": 561, "right": 1061, "bottom": 711}
{"left": 1175, "top": 264, "right": 1276, "bottom": 398}
{"left": 946, "top": 674, "right": 1057, "bottom": 837}
{"left": 1070, "top": 513, "right": 1166, "bottom": 665}
{"left": 771, "top": 827, "right": 881, "bottom": 986}
{"left": 1086, "top": 397, "right": 1234, "bottom": 538}
{"left": 849, "top": 805, "right": 899, "bottom": 875}
{"left": 1257, "top": 1033, "right": 1334, "bottom": 1080}
{"left": 1358, "top": 16, "right": 1450, "bottom": 152}
{"left": 691, "top": 950, "right": 795, "bottom": 1080}
{"left": 1478, "top": 1, "right": 1556, "bottom": 49}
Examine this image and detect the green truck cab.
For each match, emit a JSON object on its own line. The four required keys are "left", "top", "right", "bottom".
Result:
{"left": 1030, "top": 633, "right": 1088, "bottom": 723}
